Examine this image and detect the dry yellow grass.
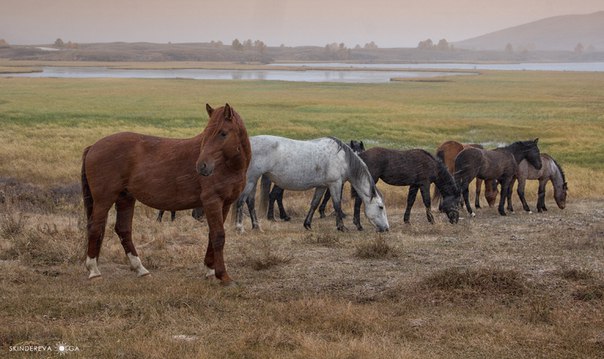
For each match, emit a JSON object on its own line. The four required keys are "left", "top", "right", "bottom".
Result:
{"left": 1, "top": 71, "right": 603, "bottom": 357}
{"left": 0, "top": 178, "right": 603, "bottom": 358}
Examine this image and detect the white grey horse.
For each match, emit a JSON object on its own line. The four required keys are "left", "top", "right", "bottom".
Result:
{"left": 236, "top": 135, "right": 389, "bottom": 232}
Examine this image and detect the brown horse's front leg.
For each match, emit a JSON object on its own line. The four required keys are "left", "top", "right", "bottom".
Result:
{"left": 203, "top": 202, "right": 233, "bottom": 285}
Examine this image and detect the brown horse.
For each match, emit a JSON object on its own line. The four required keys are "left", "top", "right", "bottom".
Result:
{"left": 454, "top": 139, "right": 542, "bottom": 216}
{"left": 81, "top": 104, "right": 251, "bottom": 285}
{"left": 435, "top": 140, "right": 497, "bottom": 209}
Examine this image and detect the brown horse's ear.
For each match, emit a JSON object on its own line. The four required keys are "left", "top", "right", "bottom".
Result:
{"left": 533, "top": 138, "right": 539, "bottom": 144}
{"left": 224, "top": 103, "right": 233, "bottom": 121}
{"left": 206, "top": 104, "right": 214, "bottom": 117}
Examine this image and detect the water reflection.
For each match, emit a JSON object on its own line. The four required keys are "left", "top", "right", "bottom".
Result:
{"left": 6, "top": 66, "right": 472, "bottom": 83}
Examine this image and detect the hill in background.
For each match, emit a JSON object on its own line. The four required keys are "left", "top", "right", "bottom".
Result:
{"left": 455, "top": 11, "right": 604, "bottom": 52}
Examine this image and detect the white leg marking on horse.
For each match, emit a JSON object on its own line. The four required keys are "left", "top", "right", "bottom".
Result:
{"left": 86, "top": 256, "right": 101, "bottom": 279}
{"left": 471, "top": 212, "right": 476, "bottom": 217}
{"left": 528, "top": 211, "right": 533, "bottom": 214}
{"left": 127, "top": 253, "right": 150, "bottom": 277}
{"left": 204, "top": 265, "right": 216, "bottom": 278}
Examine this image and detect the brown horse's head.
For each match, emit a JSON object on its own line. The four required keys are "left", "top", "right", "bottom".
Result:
{"left": 196, "top": 104, "right": 251, "bottom": 177}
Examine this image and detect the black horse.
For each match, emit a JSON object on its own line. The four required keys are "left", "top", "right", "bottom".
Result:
{"left": 353, "top": 147, "right": 460, "bottom": 229}
{"left": 266, "top": 140, "right": 366, "bottom": 221}
{"left": 454, "top": 139, "right": 542, "bottom": 216}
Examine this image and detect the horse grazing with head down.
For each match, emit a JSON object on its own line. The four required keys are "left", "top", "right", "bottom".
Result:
{"left": 353, "top": 147, "right": 460, "bottom": 229}
{"left": 507, "top": 153, "right": 567, "bottom": 213}
{"left": 266, "top": 140, "right": 366, "bottom": 221}
{"left": 81, "top": 104, "right": 251, "bottom": 285}
{"left": 435, "top": 140, "right": 497, "bottom": 210}
{"left": 454, "top": 139, "right": 542, "bottom": 217}
{"left": 236, "top": 135, "right": 389, "bottom": 232}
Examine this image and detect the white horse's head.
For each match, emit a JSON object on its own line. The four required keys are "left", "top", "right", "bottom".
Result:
{"left": 363, "top": 190, "right": 389, "bottom": 232}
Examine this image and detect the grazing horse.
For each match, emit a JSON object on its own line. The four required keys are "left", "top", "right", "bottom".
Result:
{"left": 435, "top": 140, "right": 497, "bottom": 209}
{"left": 81, "top": 104, "right": 251, "bottom": 285}
{"left": 236, "top": 135, "right": 389, "bottom": 232}
{"left": 454, "top": 139, "right": 542, "bottom": 216}
{"left": 266, "top": 140, "right": 366, "bottom": 221}
{"left": 507, "top": 153, "right": 567, "bottom": 213}
{"left": 353, "top": 147, "right": 460, "bottom": 229}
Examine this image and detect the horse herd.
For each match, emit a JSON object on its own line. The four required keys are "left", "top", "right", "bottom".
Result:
{"left": 80, "top": 104, "right": 568, "bottom": 285}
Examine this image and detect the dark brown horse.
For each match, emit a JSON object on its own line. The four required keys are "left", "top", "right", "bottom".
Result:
{"left": 353, "top": 147, "right": 460, "bottom": 229}
{"left": 454, "top": 139, "right": 542, "bottom": 216}
{"left": 81, "top": 104, "right": 251, "bottom": 285}
{"left": 435, "top": 140, "right": 497, "bottom": 209}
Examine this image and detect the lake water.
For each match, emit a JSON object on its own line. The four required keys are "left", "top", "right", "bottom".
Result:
{"left": 275, "top": 62, "right": 604, "bottom": 72}
{"left": 5, "top": 66, "right": 471, "bottom": 83}
{"left": 5, "top": 62, "right": 603, "bottom": 83}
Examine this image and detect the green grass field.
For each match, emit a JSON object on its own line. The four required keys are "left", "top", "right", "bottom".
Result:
{"left": 1, "top": 70, "right": 603, "bottom": 195}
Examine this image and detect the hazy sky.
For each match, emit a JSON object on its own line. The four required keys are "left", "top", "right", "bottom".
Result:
{"left": 2, "top": 0, "right": 602, "bottom": 47}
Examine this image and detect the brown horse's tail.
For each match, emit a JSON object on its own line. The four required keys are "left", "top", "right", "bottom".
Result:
{"left": 81, "top": 146, "right": 93, "bottom": 223}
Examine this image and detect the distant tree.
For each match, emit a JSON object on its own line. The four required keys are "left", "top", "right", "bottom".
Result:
{"left": 586, "top": 44, "right": 596, "bottom": 52}
{"left": 354, "top": 44, "right": 362, "bottom": 50}
{"left": 232, "top": 39, "right": 243, "bottom": 51}
{"left": 574, "top": 42, "right": 584, "bottom": 54}
{"left": 436, "top": 39, "right": 450, "bottom": 51}
{"left": 54, "top": 38, "right": 64, "bottom": 48}
{"left": 243, "top": 39, "right": 253, "bottom": 49}
{"left": 254, "top": 40, "right": 267, "bottom": 54}
{"left": 65, "top": 41, "right": 78, "bottom": 49}
{"left": 0, "top": 39, "right": 8, "bottom": 47}
{"left": 210, "top": 40, "right": 223, "bottom": 48}
{"left": 364, "top": 41, "right": 378, "bottom": 49}
{"left": 417, "top": 38, "right": 433, "bottom": 50}
{"left": 505, "top": 43, "right": 514, "bottom": 53}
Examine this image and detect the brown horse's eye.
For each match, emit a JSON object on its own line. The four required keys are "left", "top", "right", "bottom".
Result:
{"left": 219, "top": 130, "right": 228, "bottom": 138}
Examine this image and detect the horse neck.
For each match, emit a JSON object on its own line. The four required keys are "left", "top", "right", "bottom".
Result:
{"left": 434, "top": 162, "right": 458, "bottom": 197}
{"left": 548, "top": 159, "right": 565, "bottom": 194}
{"left": 345, "top": 155, "right": 374, "bottom": 202}
{"left": 503, "top": 142, "right": 527, "bottom": 163}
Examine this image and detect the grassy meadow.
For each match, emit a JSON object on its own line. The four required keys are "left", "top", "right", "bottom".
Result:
{"left": 1, "top": 70, "right": 604, "bottom": 358}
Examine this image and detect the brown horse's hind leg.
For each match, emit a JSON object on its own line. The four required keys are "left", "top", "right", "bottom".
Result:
{"left": 115, "top": 191, "right": 149, "bottom": 277}
{"left": 85, "top": 201, "right": 114, "bottom": 279}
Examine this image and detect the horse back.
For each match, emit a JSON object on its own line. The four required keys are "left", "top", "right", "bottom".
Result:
{"left": 436, "top": 140, "right": 464, "bottom": 173}
{"left": 84, "top": 132, "right": 203, "bottom": 210}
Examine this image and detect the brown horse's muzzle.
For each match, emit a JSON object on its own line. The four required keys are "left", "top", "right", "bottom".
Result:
{"left": 196, "top": 161, "right": 214, "bottom": 176}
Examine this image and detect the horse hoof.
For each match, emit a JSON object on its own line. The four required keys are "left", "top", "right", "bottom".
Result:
{"left": 204, "top": 267, "right": 216, "bottom": 279}
{"left": 88, "top": 273, "right": 102, "bottom": 280}
{"left": 528, "top": 211, "right": 533, "bottom": 214}
{"left": 470, "top": 212, "right": 476, "bottom": 217}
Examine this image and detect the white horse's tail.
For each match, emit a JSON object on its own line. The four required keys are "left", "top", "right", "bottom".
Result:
{"left": 258, "top": 174, "right": 272, "bottom": 217}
